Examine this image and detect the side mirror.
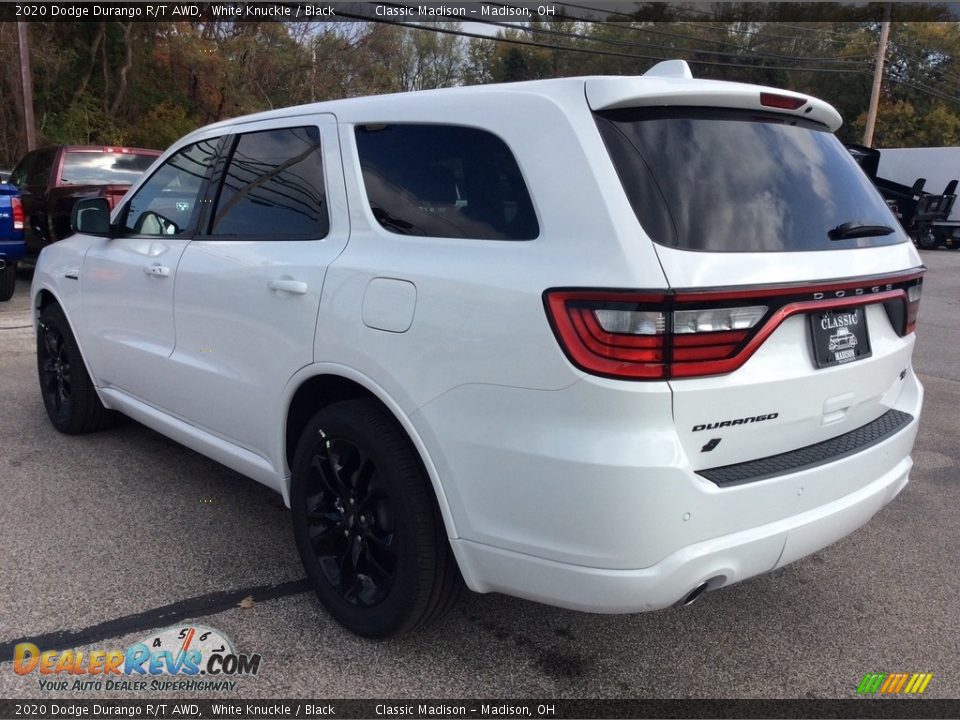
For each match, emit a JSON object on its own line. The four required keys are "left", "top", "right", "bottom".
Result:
{"left": 72, "top": 198, "right": 113, "bottom": 237}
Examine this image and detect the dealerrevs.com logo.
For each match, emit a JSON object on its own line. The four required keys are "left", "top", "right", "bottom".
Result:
{"left": 13, "top": 625, "right": 262, "bottom": 693}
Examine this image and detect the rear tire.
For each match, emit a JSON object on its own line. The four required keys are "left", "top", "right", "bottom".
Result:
{"left": 916, "top": 229, "right": 938, "bottom": 250}
{"left": 37, "top": 303, "right": 116, "bottom": 434}
{"left": 290, "top": 399, "right": 462, "bottom": 637}
{"left": 0, "top": 262, "right": 14, "bottom": 301}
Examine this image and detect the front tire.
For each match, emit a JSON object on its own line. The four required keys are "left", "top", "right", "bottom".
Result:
{"left": 37, "top": 303, "right": 115, "bottom": 434}
{"left": 291, "top": 399, "right": 461, "bottom": 637}
{"left": 0, "top": 262, "right": 15, "bottom": 301}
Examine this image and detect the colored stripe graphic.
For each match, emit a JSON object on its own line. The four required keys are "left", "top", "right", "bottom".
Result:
{"left": 857, "top": 673, "right": 886, "bottom": 694}
{"left": 904, "top": 674, "right": 921, "bottom": 693}
{"left": 885, "top": 673, "right": 909, "bottom": 693}
{"left": 857, "top": 672, "right": 933, "bottom": 694}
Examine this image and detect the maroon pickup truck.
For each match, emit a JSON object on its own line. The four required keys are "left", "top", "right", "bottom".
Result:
{"left": 9, "top": 145, "right": 161, "bottom": 260}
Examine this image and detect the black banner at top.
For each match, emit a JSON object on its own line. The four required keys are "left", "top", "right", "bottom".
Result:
{"left": 1, "top": 1, "right": 959, "bottom": 23}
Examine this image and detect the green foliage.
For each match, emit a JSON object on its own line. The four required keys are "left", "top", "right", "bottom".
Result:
{"left": 42, "top": 95, "right": 124, "bottom": 146}
{"left": 128, "top": 104, "right": 200, "bottom": 151}
{"left": 852, "top": 100, "right": 960, "bottom": 148}
{"left": 4, "top": 15, "right": 960, "bottom": 166}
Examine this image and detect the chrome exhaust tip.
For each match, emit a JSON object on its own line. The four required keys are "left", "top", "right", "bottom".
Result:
{"left": 681, "top": 582, "right": 710, "bottom": 607}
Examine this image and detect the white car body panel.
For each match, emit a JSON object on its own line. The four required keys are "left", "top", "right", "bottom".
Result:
{"left": 653, "top": 242, "right": 921, "bottom": 289}
{"left": 98, "top": 385, "right": 283, "bottom": 494}
{"left": 81, "top": 236, "right": 190, "bottom": 398}
{"left": 31, "top": 69, "right": 925, "bottom": 614}
{"left": 163, "top": 115, "right": 348, "bottom": 465}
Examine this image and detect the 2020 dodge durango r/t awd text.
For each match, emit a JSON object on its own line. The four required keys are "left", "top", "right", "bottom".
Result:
{"left": 32, "top": 61, "right": 924, "bottom": 637}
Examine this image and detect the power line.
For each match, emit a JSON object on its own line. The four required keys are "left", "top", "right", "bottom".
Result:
{"left": 887, "top": 45, "right": 960, "bottom": 88}
{"left": 885, "top": 70, "right": 960, "bottom": 106}
{"left": 676, "top": 20, "right": 857, "bottom": 46}
{"left": 322, "top": 14, "right": 959, "bottom": 107}
{"left": 535, "top": 4, "right": 872, "bottom": 62}
{"left": 338, "top": 13, "right": 876, "bottom": 78}
{"left": 534, "top": 1, "right": 862, "bottom": 50}
{"left": 469, "top": 11, "right": 871, "bottom": 66}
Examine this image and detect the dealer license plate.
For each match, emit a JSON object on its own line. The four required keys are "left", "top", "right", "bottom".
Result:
{"left": 809, "top": 306, "right": 872, "bottom": 368}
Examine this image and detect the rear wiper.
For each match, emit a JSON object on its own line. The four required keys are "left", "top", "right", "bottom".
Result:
{"left": 828, "top": 221, "right": 896, "bottom": 240}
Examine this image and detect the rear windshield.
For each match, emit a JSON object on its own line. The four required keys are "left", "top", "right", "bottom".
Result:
{"left": 595, "top": 108, "right": 904, "bottom": 252}
{"left": 61, "top": 151, "right": 157, "bottom": 185}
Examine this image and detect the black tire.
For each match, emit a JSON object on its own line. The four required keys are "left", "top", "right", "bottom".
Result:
{"left": 291, "top": 399, "right": 462, "bottom": 637}
{"left": 916, "top": 229, "right": 938, "bottom": 250}
{"left": 0, "top": 262, "right": 14, "bottom": 302}
{"left": 37, "top": 303, "right": 116, "bottom": 434}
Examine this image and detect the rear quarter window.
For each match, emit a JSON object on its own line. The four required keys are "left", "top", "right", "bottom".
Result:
{"left": 595, "top": 108, "right": 905, "bottom": 252}
{"left": 355, "top": 124, "right": 538, "bottom": 241}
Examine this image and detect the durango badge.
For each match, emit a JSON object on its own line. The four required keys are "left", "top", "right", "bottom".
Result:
{"left": 692, "top": 413, "right": 779, "bottom": 432}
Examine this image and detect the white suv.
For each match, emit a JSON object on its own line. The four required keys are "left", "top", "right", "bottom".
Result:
{"left": 32, "top": 61, "right": 924, "bottom": 637}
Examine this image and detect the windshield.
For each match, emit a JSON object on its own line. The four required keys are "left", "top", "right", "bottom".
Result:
{"left": 595, "top": 108, "right": 905, "bottom": 252}
{"left": 61, "top": 151, "right": 157, "bottom": 185}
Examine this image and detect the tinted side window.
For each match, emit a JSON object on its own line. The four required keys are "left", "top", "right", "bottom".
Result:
{"left": 27, "top": 148, "right": 57, "bottom": 186}
{"left": 23, "top": 149, "right": 55, "bottom": 187}
{"left": 124, "top": 139, "right": 219, "bottom": 236}
{"left": 9, "top": 152, "right": 37, "bottom": 188}
{"left": 355, "top": 124, "right": 538, "bottom": 240}
{"left": 211, "top": 127, "right": 327, "bottom": 238}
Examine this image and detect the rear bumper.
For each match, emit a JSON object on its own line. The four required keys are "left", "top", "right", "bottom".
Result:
{"left": 418, "top": 368, "right": 922, "bottom": 613}
{"left": 0, "top": 238, "right": 25, "bottom": 263}
{"left": 451, "top": 442, "right": 913, "bottom": 613}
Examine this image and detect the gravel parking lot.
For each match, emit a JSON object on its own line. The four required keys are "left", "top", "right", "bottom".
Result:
{"left": 1, "top": 252, "right": 958, "bottom": 700}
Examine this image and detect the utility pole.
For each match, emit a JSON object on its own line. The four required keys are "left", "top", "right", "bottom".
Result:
{"left": 17, "top": 21, "right": 37, "bottom": 151}
{"left": 862, "top": 3, "right": 892, "bottom": 148}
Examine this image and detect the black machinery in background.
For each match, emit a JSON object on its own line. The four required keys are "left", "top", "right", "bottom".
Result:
{"left": 846, "top": 143, "right": 960, "bottom": 250}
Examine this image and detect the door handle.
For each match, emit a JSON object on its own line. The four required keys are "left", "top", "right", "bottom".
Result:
{"left": 144, "top": 264, "right": 170, "bottom": 277}
{"left": 268, "top": 279, "right": 308, "bottom": 295}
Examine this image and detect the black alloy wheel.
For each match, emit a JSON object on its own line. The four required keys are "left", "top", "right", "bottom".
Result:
{"left": 39, "top": 317, "right": 71, "bottom": 418}
{"left": 303, "top": 435, "right": 398, "bottom": 607}
{"left": 291, "top": 399, "right": 462, "bottom": 637}
{"left": 36, "top": 303, "right": 115, "bottom": 434}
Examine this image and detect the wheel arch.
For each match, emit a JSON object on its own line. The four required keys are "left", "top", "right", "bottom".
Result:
{"left": 34, "top": 284, "right": 114, "bottom": 407}
{"left": 282, "top": 366, "right": 460, "bottom": 540}
{"left": 35, "top": 286, "right": 59, "bottom": 315}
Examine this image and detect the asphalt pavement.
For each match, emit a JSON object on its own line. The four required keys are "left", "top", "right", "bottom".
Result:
{"left": 0, "top": 253, "right": 958, "bottom": 700}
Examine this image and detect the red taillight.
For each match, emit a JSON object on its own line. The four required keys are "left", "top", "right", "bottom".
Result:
{"left": 545, "top": 291, "right": 766, "bottom": 380}
{"left": 11, "top": 196, "right": 24, "bottom": 231}
{"left": 545, "top": 270, "right": 925, "bottom": 381}
{"left": 546, "top": 291, "right": 668, "bottom": 379}
{"left": 759, "top": 92, "right": 807, "bottom": 111}
{"left": 672, "top": 330, "right": 748, "bottom": 362}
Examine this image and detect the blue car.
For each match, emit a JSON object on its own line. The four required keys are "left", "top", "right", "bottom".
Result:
{"left": 0, "top": 180, "right": 25, "bottom": 301}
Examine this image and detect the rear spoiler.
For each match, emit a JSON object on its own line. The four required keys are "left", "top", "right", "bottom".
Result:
{"left": 585, "top": 60, "right": 842, "bottom": 131}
